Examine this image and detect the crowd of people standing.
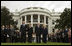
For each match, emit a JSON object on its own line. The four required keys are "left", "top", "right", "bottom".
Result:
{"left": 1, "top": 21, "right": 71, "bottom": 43}
{"left": 48, "top": 28, "right": 71, "bottom": 43}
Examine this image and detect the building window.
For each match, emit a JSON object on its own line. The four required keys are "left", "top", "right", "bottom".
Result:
{"left": 22, "top": 16, "right": 25, "bottom": 21}
{"left": 27, "top": 15, "right": 31, "bottom": 23}
{"left": 46, "top": 16, "right": 48, "bottom": 24}
{"left": 40, "top": 15, "right": 44, "bottom": 23}
{"left": 52, "top": 20, "right": 55, "bottom": 24}
{"left": 52, "top": 29, "right": 55, "bottom": 33}
{"left": 33, "top": 14, "right": 38, "bottom": 22}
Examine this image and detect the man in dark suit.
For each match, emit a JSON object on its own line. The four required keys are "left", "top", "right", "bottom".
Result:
{"left": 35, "top": 23, "right": 41, "bottom": 43}
{"left": 20, "top": 21, "right": 27, "bottom": 43}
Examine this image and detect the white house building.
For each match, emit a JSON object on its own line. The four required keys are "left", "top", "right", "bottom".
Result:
{"left": 12, "top": 7, "right": 61, "bottom": 34}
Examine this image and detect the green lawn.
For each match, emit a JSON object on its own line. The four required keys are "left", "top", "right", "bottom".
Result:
{"left": 1, "top": 42, "right": 71, "bottom": 45}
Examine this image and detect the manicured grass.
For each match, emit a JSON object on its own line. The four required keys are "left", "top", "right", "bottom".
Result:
{"left": 1, "top": 42, "right": 71, "bottom": 45}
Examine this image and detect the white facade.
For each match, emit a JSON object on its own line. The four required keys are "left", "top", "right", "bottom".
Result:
{"left": 12, "top": 7, "right": 61, "bottom": 33}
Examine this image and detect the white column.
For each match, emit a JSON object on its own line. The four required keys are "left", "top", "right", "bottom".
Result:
{"left": 38, "top": 14, "right": 40, "bottom": 23}
{"left": 25, "top": 16, "right": 27, "bottom": 24}
{"left": 31, "top": 14, "right": 33, "bottom": 27}
{"left": 48, "top": 17, "right": 52, "bottom": 34}
{"left": 17, "top": 17, "right": 22, "bottom": 30}
{"left": 47, "top": 17, "right": 49, "bottom": 34}
{"left": 48, "top": 18, "right": 50, "bottom": 34}
{"left": 44, "top": 15, "right": 46, "bottom": 24}
{"left": 17, "top": 18, "right": 20, "bottom": 29}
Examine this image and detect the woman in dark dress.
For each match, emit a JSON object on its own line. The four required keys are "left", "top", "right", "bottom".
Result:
{"left": 42, "top": 24, "right": 48, "bottom": 43}
{"left": 28, "top": 23, "right": 33, "bottom": 43}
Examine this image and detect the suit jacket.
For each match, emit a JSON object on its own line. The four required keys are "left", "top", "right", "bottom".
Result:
{"left": 28, "top": 27, "right": 33, "bottom": 35}
{"left": 42, "top": 28, "right": 48, "bottom": 35}
{"left": 35, "top": 25, "right": 41, "bottom": 36}
{"left": 4, "top": 28, "right": 8, "bottom": 36}
{"left": 20, "top": 24, "right": 27, "bottom": 34}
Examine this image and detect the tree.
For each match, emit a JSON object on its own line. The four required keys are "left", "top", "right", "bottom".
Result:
{"left": 55, "top": 8, "right": 71, "bottom": 29}
{"left": 1, "top": 6, "right": 14, "bottom": 25}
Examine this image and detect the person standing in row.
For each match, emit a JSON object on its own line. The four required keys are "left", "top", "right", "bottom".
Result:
{"left": 10, "top": 25, "right": 15, "bottom": 42}
{"left": 56, "top": 29, "right": 61, "bottom": 42}
{"left": 15, "top": 29, "right": 21, "bottom": 42}
{"left": 35, "top": 23, "right": 41, "bottom": 43}
{"left": 64, "top": 26, "right": 68, "bottom": 43}
{"left": 42, "top": 24, "right": 48, "bottom": 43}
{"left": 20, "top": 21, "right": 27, "bottom": 43}
{"left": 27, "top": 23, "right": 33, "bottom": 43}
{"left": 4, "top": 25, "right": 10, "bottom": 42}
{"left": 68, "top": 28, "right": 71, "bottom": 43}
{"left": 1, "top": 25, "right": 5, "bottom": 42}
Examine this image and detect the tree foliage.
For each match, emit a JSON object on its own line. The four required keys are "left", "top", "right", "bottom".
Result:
{"left": 1, "top": 6, "right": 14, "bottom": 25}
{"left": 55, "top": 8, "right": 71, "bottom": 29}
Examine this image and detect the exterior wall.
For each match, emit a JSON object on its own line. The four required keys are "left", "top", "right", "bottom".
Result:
{"left": 12, "top": 7, "right": 61, "bottom": 33}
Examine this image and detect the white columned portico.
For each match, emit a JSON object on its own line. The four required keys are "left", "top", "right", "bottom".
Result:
{"left": 25, "top": 15, "right": 27, "bottom": 24}
{"left": 44, "top": 15, "right": 46, "bottom": 24}
{"left": 38, "top": 14, "right": 40, "bottom": 23}
{"left": 31, "top": 14, "right": 33, "bottom": 27}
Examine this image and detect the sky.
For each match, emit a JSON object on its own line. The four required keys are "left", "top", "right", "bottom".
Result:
{"left": 1, "top": 1, "right": 71, "bottom": 12}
